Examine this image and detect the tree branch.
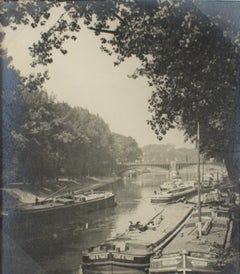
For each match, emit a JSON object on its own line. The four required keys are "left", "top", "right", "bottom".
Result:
{"left": 113, "top": 12, "right": 124, "bottom": 22}
{"left": 88, "top": 26, "right": 117, "bottom": 34}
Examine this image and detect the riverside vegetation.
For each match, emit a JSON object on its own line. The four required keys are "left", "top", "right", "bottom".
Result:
{"left": 2, "top": 57, "right": 142, "bottom": 186}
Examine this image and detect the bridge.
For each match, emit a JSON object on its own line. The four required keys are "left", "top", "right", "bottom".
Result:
{"left": 116, "top": 161, "right": 224, "bottom": 174}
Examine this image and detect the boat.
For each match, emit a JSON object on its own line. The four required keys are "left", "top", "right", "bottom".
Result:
{"left": 160, "top": 178, "right": 183, "bottom": 190}
{"left": 202, "top": 189, "right": 227, "bottom": 206}
{"left": 82, "top": 203, "right": 193, "bottom": 274}
{"left": 149, "top": 122, "right": 234, "bottom": 274}
{"left": 7, "top": 189, "right": 115, "bottom": 219}
{"left": 151, "top": 181, "right": 197, "bottom": 203}
{"left": 149, "top": 206, "right": 233, "bottom": 274}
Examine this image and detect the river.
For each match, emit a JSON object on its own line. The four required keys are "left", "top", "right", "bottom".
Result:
{"left": 3, "top": 172, "right": 196, "bottom": 274}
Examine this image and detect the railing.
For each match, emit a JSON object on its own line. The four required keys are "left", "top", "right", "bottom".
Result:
{"left": 117, "top": 161, "right": 224, "bottom": 169}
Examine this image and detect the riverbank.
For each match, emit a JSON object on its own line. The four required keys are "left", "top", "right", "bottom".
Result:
{"left": 2, "top": 176, "right": 121, "bottom": 207}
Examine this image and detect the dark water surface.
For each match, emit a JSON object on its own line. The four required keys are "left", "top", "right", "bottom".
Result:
{"left": 2, "top": 174, "right": 191, "bottom": 274}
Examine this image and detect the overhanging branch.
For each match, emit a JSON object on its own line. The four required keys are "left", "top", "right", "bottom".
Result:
{"left": 113, "top": 12, "right": 124, "bottom": 22}
{"left": 88, "top": 26, "right": 116, "bottom": 34}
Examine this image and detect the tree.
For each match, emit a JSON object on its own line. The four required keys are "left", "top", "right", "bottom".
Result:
{"left": 1, "top": 52, "right": 56, "bottom": 184}
{"left": 1, "top": 54, "right": 119, "bottom": 183}
{"left": 2, "top": 54, "right": 23, "bottom": 184}
{"left": 1, "top": 1, "right": 240, "bottom": 183}
{"left": 142, "top": 144, "right": 197, "bottom": 163}
{"left": 13, "top": 82, "right": 59, "bottom": 183}
{"left": 62, "top": 107, "right": 116, "bottom": 176}
{"left": 112, "top": 133, "right": 142, "bottom": 163}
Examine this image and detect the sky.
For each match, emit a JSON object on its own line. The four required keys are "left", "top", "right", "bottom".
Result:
{"left": 2, "top": 9, "right": 194, "bottom": 149}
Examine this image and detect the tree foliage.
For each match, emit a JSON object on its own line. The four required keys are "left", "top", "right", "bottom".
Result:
{"left": 1, "top": 56, "right": 141, "bottom": 184}
{"left": 1, "top": 1, "right": 240, "bottom": 181}
{"left": 112, "top": 133, "right": 142, "bottom": 163}
{"left": 142, "top": 144, "right": 197, "bottom": 163}
{"left": 2, "top": 54, "right": 23, "bottom": 181}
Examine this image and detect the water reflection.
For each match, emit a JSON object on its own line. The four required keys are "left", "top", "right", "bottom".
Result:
{"left": 4, "top": 177, "right": 171, "bottom": 274}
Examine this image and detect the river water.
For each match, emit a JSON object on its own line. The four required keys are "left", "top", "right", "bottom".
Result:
{"left": 3, "top": 172, "right": 196, "bottom": 274}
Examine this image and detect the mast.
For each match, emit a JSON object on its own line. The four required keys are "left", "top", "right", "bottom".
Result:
{"left": 197, "top": 121, "right": 202, "bottom": 238}
{"left": 202, "top": 155, "right": 204, "bottom": 183}
{"left": 185, "top": 155, "right": 188, "bottom": 181}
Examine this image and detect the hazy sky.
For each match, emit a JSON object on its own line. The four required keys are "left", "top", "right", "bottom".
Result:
{"left": 3, "top": 14, "right": 194, "bottom": 149}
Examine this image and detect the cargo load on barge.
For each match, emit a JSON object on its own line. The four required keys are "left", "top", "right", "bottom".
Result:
{"left": 82, "top": 203, "right": 193, "bottom": 274}
{"left": 149, "top": 206, "right": 233, "bottom": 274}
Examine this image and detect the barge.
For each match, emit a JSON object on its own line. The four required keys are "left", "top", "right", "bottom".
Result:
{"left": 7, "top": 190, "right": 115, "bottom": 220}
{"left": 149, "top": 206, "right": 233, "bottom": 274}
{"left": 82, "top": 202, "right": 193, "bottom": 274}
{"left": 151, "top": 182, "right": 197, "bottom": 203}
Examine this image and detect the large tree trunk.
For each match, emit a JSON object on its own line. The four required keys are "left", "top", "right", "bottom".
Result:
{"left": 224, "top": 91, "right": 240, "bottom": 187}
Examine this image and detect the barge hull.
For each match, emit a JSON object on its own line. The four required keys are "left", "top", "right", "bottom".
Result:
{"left": 149, "top": 254, "right": 225, "bottom": 273}
{"left": 7, "top": 194, "right": 115, "bottom": 222}
{"left": 151, "top": 189, "right": 197, "bottom": 203}
{"left": 83, "top": 264, "right": 148, "bottom": 274}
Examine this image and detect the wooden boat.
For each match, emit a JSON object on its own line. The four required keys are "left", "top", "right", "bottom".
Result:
{"left": 151, "top": 182, "right": 197, "bottom": 203}
{"left": 149, "top": 206, "right": 233, "bottom": 274}
{"left": 82, "top": 203, "right": 194, "bottom": 274}
{"left": 8, "top": 190, "right": 115, "bottom": 219}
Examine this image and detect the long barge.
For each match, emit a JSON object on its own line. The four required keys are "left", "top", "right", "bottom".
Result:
{"left": 151, "top": 183, "right": 197, "bottom": 203}
{"left": 7, "top": 190, "right": 115, "bottom": 220}
{"left": 149, "top": 206, "right": 233, "bottom": 274}
{"left": 82, "top": 202, "right": 193, "bottom": 274}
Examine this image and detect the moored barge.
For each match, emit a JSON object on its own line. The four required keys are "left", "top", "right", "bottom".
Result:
{"left": 7, "top": 190, "right": 115, "bottom": 220}
{"left": 149, "top": 206, "right": 233, "bottom": 274}
{"left": 151, "top": 182, "right": 197, "bottom": 203}
{"left": 82, "top": 202, "right": 193, "bottom": 274}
